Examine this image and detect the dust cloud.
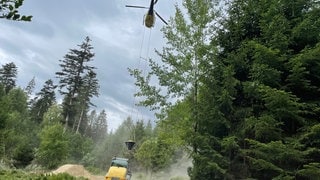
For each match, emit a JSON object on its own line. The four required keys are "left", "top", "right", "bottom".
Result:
{"left": 131, "top": 154, "right": 191, "bottom": 180}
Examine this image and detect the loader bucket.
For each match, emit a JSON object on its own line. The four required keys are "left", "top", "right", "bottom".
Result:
{"left": 125, "top": 140, "right": 135, "bottom": 150}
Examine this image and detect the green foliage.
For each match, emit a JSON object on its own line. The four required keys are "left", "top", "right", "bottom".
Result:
{"left": 12, "top": 138, "right": 34, "bottom": 167}
{"left": 296, "top": 163, "right": 320, "bottom": 179}
{"left": 0, "top": 62, "right": 18, "bottom": 94}
{"left": 189, "top": 136, "right": 228, "bottom": 179}
{"left": 0, "top": 86, "right": 8, "bottom": 133}
{"left": 259, "top": 85, "right": 304, "bottom": 134}
{"left": 88, "top": 109, "right": 107, "bottom": 142}
{"left": 67, "top": 132, "right": 93, "bottom": 163}
{"left": 243, "top": 115, "right": 282, "bottom": 142}
{"left": 45, "top": 173, "right": 88, "bottom": 180}
{"left": 300, "top": 124, "right": 320, "bottom": 147}
{"left": 0, "top": 0, "right": 32, "bottom": 21}
{"left": 286, "top": 43, "right": 320, "bottom": 101}
{"left": 131, "top": 0, "right": 320, "bottom": 179}
{"left": 292, "top": 8, "right": 320, "bottom": 51}
{"left": 4, "top": 88, "right": 28, "bottom": 115}
{"left": 0, "top": 87, "right": 37, "bottom": 167}
{"left": 157, "top": 100, "right": 192, "bottom": 148}
{"left": 0, "top": 170, "right": 86, "bottom": 179}
{"left": 134, "top": 120, "right": 146, "bottom": 146}
{"left": 243, "top": 139, "right": 305, "bottom": 178}
{"left": 135, "top": 138, "right": 174, "bottom": 172}
{"left": 30, "top": 79, "right": 57, "bottom": 124}
{"left": 42, "top": 104, "right": 64, "bottom": 126}
{"left": 74, "top": 70, "right": 100, "bottom": 134}
{"left": 36, "top": 123, "right": 69, "bottom": 169}
{"left": 221, "top": 136, "right": 240, "bottom": 159}
{"left": 0, "top": 86, "right": 7, "bottom": 158}
{"left": 24, "top": 77, "right": 35, "bottom": 96}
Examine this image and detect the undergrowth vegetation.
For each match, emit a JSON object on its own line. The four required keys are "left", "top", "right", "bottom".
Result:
{"left": 0, "top": 170, "right": 87, "bottom": 180}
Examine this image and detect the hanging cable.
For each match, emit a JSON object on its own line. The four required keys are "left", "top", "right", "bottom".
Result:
{"left": 139, "top": 28, "right": 153, "bottom": 122}
{"left": 130, "top": 26, "right": 146, "bottom": 121}
{"left": 130, "top": 25, "right": 153, "bottom": 141}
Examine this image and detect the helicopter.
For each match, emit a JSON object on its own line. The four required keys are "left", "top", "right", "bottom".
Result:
{"left": 125, "top": 0, "right": 168, "bottom": 28}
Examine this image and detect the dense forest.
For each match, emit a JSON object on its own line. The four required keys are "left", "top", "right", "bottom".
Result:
{"left": 1, "top": 0, "right": 320, "bottom": 179}
{"left": 131, "top": 0, "right": 320, "bottom": 179}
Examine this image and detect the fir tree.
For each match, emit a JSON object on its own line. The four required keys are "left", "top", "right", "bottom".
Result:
{"left": 0, "top": 62, "right": 18, "bottom": 94}
{"left": 30, "top": 79, "right": 57, "bottom": 123}
{"left": 74, "top": 70, "right": 99, "bottom": 134}
{"left": 56, "top": 36, "right": 96, "bottom": 131}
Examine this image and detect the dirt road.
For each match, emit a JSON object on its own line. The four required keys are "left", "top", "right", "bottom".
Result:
{"left": 52, "top": 164, "right": 104, "bottom": 180}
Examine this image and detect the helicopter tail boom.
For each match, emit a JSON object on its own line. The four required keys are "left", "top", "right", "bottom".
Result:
{"left": 125, "top": 5, "right": 148, "bottom": 9}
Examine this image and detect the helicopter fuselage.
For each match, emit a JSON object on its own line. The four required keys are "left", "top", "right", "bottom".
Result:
{"left": 125, "top": 0, "right": 166, "bottom": 28}
{"left": 145, "top": 13, "right": 155, "bottom": 28}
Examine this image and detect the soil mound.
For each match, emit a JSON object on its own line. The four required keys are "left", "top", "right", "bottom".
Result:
{"left": 52, "top": 164, "right": 104, "bottom": 180}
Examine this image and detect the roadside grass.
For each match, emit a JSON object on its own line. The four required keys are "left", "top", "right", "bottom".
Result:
{"left": 0, "top": 170, "right": 88, "bottom": 180}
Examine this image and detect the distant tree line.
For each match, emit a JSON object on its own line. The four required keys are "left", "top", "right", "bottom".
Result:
{"left": 0, "top": 37, "right": 108, "bottom": 169}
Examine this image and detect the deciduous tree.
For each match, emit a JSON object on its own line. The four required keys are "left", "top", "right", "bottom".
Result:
{"left": 0, "top": 0, "right": 32, "bottom": 21}
{"left": 36, "top": 123, "right": 69, "bottom": 169}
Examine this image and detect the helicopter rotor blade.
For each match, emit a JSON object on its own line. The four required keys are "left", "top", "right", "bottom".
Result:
{"left": 154, "top": 11, "right": 168, "bottom": 25}
{"left": 125, "top": 5, "right": 149, "bottom": 9}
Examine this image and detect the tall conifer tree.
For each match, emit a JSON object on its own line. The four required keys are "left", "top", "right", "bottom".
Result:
{"left": 56, "top": 36, "right": 96, "bottom": 131}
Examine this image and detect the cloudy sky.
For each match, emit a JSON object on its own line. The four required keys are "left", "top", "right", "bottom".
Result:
{"left": 0, "top": 0, "right": 180, "bottom": 130}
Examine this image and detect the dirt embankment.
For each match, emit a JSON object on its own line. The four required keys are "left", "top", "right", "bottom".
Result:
{"left": 52, "top": 164, "right": 104, "bottom": 180}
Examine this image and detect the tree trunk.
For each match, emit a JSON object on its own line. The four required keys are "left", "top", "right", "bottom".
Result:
{"left": 64, "top": 97, "right": 73, "bottom": 132}
{"left": 64, "top": 114, "right": 69, "bottom": 133}
{"left": 76, "top": 108, "right": 84, "bottom": 134}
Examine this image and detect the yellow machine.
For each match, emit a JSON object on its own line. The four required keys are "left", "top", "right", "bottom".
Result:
{"left": 105, "top": 141, "right": 135, "bottom": 180}
{"left": 105, "top": 157, "right": 131, "bottom": 180}
{"left": 105, "top": 166, "right": 128, "bottom": 180}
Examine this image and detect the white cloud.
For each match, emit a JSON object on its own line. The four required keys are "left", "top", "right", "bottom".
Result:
{"left": 84, "top": 16, "right": 144, "bottom": 59}
{"left": 0, "top": 49, "right": 11, "bottom": 64}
